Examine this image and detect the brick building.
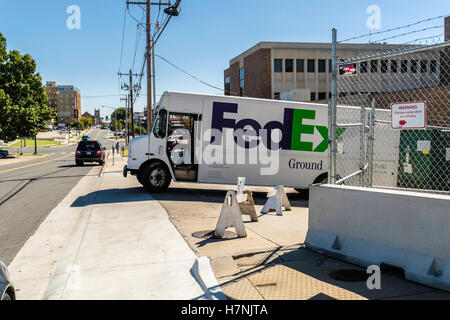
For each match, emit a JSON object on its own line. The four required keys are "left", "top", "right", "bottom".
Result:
{"left": 223, "top": 42, "right": 437, "bottom": 101}
{"left": 225, "top": 17, "right": 450, "bottom": 102}
{"left": 45, "top": 81, "right": 81, "bottom": 126}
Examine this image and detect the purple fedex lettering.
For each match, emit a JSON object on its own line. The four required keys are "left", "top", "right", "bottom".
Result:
{"left": 211, "top": 102, "right": 237, "bottom": 144}
{"left": 211, "top": 101, "right": 293, "bottom": 150}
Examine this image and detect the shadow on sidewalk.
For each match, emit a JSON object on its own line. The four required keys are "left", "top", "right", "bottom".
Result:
{"left": 152, "top": 186, "right": 309, "bottom": 208}
{"left": 213, "top": 246, "right": 450, "bottom": 300}
{"left": 70, "top": 187, "right": 155, "bottom": 207}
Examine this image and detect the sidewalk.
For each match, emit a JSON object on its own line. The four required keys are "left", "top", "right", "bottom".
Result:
{"left": 154, "top": 182, "right": 450, "bottom": 300}
{"left": 9, "top": 152, "right": 211, "bottom": 300}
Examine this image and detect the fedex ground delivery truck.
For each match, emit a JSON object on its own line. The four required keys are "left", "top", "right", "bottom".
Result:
{"left": 123, "top": 91, "right": 399, "bottom": 192}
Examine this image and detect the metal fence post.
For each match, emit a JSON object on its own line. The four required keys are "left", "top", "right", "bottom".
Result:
{"left": 360, "top": 105, "right": 366, "bottom": 187}
{"left": 329, "top": 28, "right": 338, "bottom": 184}
{"left": 368, "top": 98, "right": 376, "bottom": 187}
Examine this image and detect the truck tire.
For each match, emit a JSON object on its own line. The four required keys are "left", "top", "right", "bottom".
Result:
{"left": 141, "top": 163, "right": 171, "bottom": 193}
{"left": 2, "top": 292, "right": 12, "bottom": 300}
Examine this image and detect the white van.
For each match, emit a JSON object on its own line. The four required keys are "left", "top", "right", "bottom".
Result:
{"left": 123, "top": 91, "right": 399, "bottom": 192}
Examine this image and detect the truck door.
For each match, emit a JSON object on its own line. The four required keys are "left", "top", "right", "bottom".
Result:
{"left": 166, "top": 112, "right": 199, "bottom": 182}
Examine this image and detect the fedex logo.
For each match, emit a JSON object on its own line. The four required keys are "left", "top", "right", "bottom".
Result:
{"left": 211, "top": 101, "right": 328, "bottom": 152}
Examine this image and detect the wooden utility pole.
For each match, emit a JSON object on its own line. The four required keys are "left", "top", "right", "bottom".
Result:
{"left": 118, "top": 71, "right": 141, "bottom": 142}
{"left": 146, "top": 0, "right": 152, "bottom": 133}
{"left": 126, "top": 1, "right": 172, "bottom": 134}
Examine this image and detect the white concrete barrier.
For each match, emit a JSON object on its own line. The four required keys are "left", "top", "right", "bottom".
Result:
{"left": 306, "top": 184, "right": 450, "bottom": 292}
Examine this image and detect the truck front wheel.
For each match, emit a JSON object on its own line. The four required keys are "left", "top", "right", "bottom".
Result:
{"left": 141, "top": 163, "right": 171, "bottom": 193}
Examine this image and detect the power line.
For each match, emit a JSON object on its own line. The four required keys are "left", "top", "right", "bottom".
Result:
{"left": 156, "top": 54, "right": 233, "bottom": 94}
{"left": 339, "top": 14, "right": 449, "bottom": 43}
{"left": 118, "top": 4, "right": 127, "bottom": 72}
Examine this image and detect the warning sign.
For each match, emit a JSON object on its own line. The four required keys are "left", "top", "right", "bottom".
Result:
{"left": 391, "top": 101, "right": 426, "bottom": 130}
{"left": 339, "top": 63, "right": 357, "bottom": 75}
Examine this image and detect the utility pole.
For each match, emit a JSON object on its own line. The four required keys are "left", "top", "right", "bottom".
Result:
{"left": 129, "top": 70, "right": 135, "bottom": 139}
{"left": 146, "top": 0, "right": 152, "bottom": 133}
{"left": 118, "top": 71, "right": 141, "bottom": 142}
{"left": 126, "top": 0, "right": 176, "bottom": 134}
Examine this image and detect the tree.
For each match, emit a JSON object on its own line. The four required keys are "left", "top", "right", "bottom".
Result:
{"left": 80, "top": 116, "right": 93, "bottom": 129}
{"left": 0, "top": 32, "right": 55, "bottom": 142}
{"left": 111, "top": 107, "right": 127, "bottom": 123}
{"left": 110, "top": 119, "right": 122, "bottom": 131}
{"left": 70, "top": 119, "right": 82, "bottom": 130}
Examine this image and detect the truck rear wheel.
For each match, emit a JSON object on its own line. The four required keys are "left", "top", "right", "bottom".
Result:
{"left": 141, "top": 163, "right": 171, "bottom": 193}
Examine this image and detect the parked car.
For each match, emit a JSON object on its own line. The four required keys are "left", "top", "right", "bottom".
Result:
{"left": 0, "top": 149, "right": 9, "bottom": 159}
{"left": 75, "top": 140, "right": 105, "bottom": 166}
{"left": 0, "top": 261, "right": 15, "bottom": 300}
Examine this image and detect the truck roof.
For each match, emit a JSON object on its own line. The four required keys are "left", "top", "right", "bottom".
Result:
{"left": 160, "top": 90, "right": 373, "bottom": 112}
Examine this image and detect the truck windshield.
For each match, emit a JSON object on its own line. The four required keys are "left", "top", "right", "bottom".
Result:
{"left": 153, "top": 109, "right": 167, "bottom": 138}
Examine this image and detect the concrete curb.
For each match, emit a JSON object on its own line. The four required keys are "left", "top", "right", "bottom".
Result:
{"left": 191, "top": 256, "right": 227, "bottom": 300}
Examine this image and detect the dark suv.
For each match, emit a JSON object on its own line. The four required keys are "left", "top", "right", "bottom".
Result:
{"left": 75, "top": 140, "right": 105, "bottom": 166}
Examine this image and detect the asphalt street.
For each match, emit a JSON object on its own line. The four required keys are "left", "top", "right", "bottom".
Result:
{"left": 0, "top": 129, "right": 117, "bottom": 265}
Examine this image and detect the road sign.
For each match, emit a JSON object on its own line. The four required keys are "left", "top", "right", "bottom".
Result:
{"left": 390, "top": 101, "right": 426, "bottom": 130}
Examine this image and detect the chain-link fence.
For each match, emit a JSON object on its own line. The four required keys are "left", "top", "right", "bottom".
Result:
{"left": 330, "top": 38, "right": 450, "bottom": 193}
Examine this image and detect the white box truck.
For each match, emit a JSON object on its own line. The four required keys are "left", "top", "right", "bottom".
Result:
{"left": 123, "top": 91, "right": 399, "bottom": 192}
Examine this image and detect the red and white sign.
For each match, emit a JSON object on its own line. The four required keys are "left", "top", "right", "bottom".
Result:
{"left": 390, "top": 101, "right": 427, "bottom": 130}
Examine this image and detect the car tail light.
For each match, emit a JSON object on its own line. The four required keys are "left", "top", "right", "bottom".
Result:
{"left": 76, "top": 151, "right": 81, "bottom": 155}
{"left": 96, "top": 151, "right": 103, "bottom": 156}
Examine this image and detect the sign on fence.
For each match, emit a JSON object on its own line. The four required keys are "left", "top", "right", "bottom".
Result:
{"left": 390, "top": 101, "right": 426, "bottom": 130}
{"left": 339, "top": 63, "right": 357, "bottom": 75}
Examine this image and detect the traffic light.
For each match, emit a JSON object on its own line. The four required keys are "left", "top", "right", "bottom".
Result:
{"left": 74, "top": 109, "right": 79, "bottom": 119}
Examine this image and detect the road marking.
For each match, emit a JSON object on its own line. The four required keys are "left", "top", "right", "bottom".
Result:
{"left": 0, "top": 153, "right": 73, "bottom": 175}
{"left": 93, "top": 129, "right": 101, "bottom": 140}
{"left": 61, "top": 152, "right": 66, "bottom": 154}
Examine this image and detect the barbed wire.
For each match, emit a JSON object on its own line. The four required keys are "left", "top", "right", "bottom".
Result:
{"left": 338, "top": 14, "right": 449, "bottom": 43}
{"left": 371, "top": 25, "right": 444, "bottom": 44}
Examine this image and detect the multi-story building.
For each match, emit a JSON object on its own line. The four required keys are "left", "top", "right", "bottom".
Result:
{"left": 45, "top": 81, "right": 81, "bottom": 126}
{"left": 224, "top": 41, "right": 443, "bottom": 102}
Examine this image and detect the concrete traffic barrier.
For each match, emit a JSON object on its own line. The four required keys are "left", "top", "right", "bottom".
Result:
{"left": 306, "top": 184, "right": 450, "bottom": 292}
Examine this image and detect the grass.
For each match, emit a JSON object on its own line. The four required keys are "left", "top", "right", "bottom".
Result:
{"left": 7, "top": 138, "right": 61, "bottom": 148}
{"left": 20, "top": 153, "right": 46, "bottom": 157}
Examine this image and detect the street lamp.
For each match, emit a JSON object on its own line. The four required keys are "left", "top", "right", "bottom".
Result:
{"left": 100, "top": 105, "right": 117, "bottom": 141}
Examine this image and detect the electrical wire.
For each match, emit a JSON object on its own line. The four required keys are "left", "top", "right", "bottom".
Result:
{"left": 156, "top": 54, "right": 238, "bottom": 95}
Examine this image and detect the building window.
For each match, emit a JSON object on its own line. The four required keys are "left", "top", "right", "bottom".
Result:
{"left": 310, "top": 92, "right": 316, "bottom": 101}
{"left": 274, "top": 92, "right": 280, "bottom": 100}
{"left": 391, "top": 60, "right": 398, "bottom": 73}
{"left": 274, "top": 59, "right": 282, "bottom": 72}
{"left": 239, "top": 68, "right": 244, "bottom": 96}
{"left": 420, "top": 60, "right": 427, "bottom": 73}
{"left": 401, "top": 60, "right": 408, "bottom": 73}
{"left": 318, "top": 92, "right": 327, "bottom": 100}
{"left": 411, "top": 60, "right": 418, "bottom": 73}
{"left": 224, "top": 76, "right": 230, "bottom": 95}
{"left": 381, "top": 60, "right": 388, "bottom": 73}
{"left": 328, "top": 59, "right": 332, "bottom": 73}
{"left": 370, "top": 60, "right": 378, "bottom": 73}
{"left": 296, "top": 59, "right": 304, "bottom": 72}
{"left": 307, "top": 59, "right": 315, "bottom": 73}
{"left": 430, "top": 60, "right": 437, "bottom": 73}
{"left": 285, "top": 59, "right": 293, "bottom": 72}
{"left": 318, "top": 60, "right": 326, "bottom": 73}
{"left": 360, "top": 61, "right": 368, "bottom": 73}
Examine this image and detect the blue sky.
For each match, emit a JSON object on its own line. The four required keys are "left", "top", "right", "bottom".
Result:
{"left": 0, "top": 0, "right": 449, "bottom": 118}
